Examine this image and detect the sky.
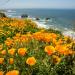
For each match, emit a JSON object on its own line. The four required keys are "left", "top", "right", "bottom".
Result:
{"left": 0, "top": 0, "right": 75, "bottom": 9}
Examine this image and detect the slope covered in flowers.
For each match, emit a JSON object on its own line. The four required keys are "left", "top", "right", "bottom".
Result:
{"left": 0, "top": 18, "right": 75, "bottom": 75}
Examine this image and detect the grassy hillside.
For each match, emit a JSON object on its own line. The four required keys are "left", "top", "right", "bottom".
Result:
{"left": 0, "top": 18, "right": 75, "bottom": 75}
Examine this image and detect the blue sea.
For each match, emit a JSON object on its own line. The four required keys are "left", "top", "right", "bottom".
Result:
{"left": 5, "top": 9, "right": 75, "bottom": 38}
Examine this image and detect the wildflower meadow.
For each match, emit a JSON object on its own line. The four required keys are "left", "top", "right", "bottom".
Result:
{"left": 0, "top": 18, "right": 75, "bottom": 75}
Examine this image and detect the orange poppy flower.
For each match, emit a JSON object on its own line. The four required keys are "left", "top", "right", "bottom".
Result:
{"left": 0, "top": 58, "right": 4, "bottom": 64}
{"left": 26, "top": 57, "right": 36, "bottom": 66}
{"left": 8, "top": 48, "right": 16, "bottom": 55}
{"left": 9, "top": 58, "right": 14, "bottom": 64}
{"left": 51, "top": 33, "right": 57, "bottom": 39}
{"left": 45, "top": 46, "right": 55, "bottom": 55}
{"left": 55, "top": 45, "right": 73, "bottom": 55}
{"left": 1, "top": 50, "right": 6, "bottom": 55}
{"left": 5, "top": 38, "right": 13, "bottom": 46}
{"left": 0, "top": 71, "right": 4, "bottom": 75}
{"left": 55, "top": 45, "right": 66, "bottom": 54}
{"left": 18, "top": 48, "right": 27, "bottom": 56}
{"left": 6, "top": 70, "right": 19, "bottom": 75}
{"left": 44, "top": 36, "right": 51, "bottom": 43}
{"left": 64, "top": 50, "right": 73, "bottom": 55}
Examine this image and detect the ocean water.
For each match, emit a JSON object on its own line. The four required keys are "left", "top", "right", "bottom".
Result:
{"left": 5, "top": 9, "right": 75, "bottom": 38}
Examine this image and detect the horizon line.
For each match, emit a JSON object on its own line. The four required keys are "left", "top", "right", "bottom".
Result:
{"left": 0, "top": 8, "right": 75, "bottom": 10}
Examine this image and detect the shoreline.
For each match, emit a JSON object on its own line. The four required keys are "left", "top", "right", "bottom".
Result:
{"left": 4, "top": 9, "right": 75, "bottom": 40}
{"left": 34, "top": 20, "right": 75, "bottom": 39}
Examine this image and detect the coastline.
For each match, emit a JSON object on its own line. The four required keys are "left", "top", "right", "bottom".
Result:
{"left": 34, "top": 20, "right": 75, "bottom": 39}
{"left": 3, "top": 9, "right": 75, "bottom": 40}
{"left": 4, "top": 9, "right": 75, "bottom": 40}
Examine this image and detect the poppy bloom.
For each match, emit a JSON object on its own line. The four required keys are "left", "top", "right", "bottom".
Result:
{"left": 45, "top": 46, "right": 55, "bottom": 55}
{"left": 1, "top": 50, "right": 6, "bottom": 55}
{"left": 55, "top": 45, "right": 72, "bottom": 55}
{"left": 9, "top": 58, "right": 14, "bottom": 64}
{"left": 8, "top": 48, "right": 16, "bottom": 55}
{"left": 0, "top": 58, "right": 4, "bottom": 64}
{"left": 51, "top": 33, "right": 57, "bottom": 39}
{"left": 18, "top": 48, "right": 27, "bottom": 56}
{"left": 0, "top": 71, "right": 4, "bottom": 75}
{"left": 5, "top": 38, "right": 13, "bottom": 46}
{"left": 26, "top": 57, "right": 36, "bottom": 66}
{"left": 44, "top": 36, "right": 51, "bottom": 42}
{"left": 6, "top": 70, "right": 19, "bottom": 75}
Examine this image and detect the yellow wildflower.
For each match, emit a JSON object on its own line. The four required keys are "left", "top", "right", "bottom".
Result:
{"left": 52, "top": 55, "right": 61, "bottom": 64}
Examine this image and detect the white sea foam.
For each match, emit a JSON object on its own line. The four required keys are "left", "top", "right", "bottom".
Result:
{"left": 34, "top": 20, "right": 60, "bottom": 31}
{"left": 7, "top": 10, "right": 16, "bottom": 13}
{"left": 8, "top": 13, "right": 16, "bottom": 15}
{"left": 34, "top": 21, "right": 49, "bottom": 29}
{"left": 63, "top": 30, "right": 75, "bottom": 39}
{"left": 7, "top": 14, "right": 12, "bottom": 17}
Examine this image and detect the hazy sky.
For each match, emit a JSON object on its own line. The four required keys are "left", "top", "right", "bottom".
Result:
{"left": 0, "top": 0, "right": 75, "bottom": 9}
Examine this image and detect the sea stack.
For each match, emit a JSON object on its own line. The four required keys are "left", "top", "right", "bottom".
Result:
{"left": 21, "top": 14, "right": 28, "bottom": 18}
{"left": 0, "top": 12, "right": 7, "bottom": 18}
{"left": 45, "top": 17, "right": 50, "bottom": 20}
{"left": 36, "top": 17, "right": 40, "bottom": 20}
